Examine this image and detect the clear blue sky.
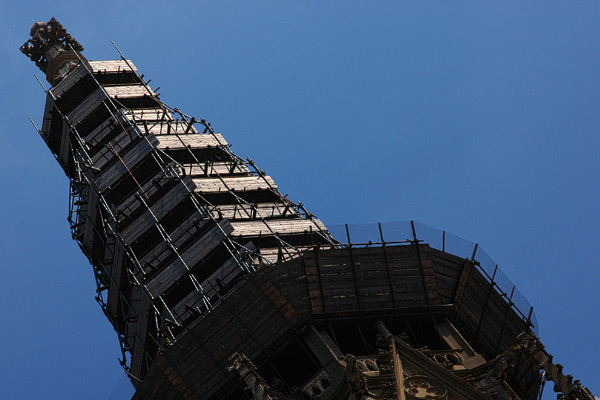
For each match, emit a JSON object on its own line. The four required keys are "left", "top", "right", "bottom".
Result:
{"left": 1, "top": 2, "right": 598, "bottom": 399}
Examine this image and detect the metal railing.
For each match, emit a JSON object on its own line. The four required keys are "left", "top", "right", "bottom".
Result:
{"left": 327, "top": 220, "right": 538, "bottom": 334}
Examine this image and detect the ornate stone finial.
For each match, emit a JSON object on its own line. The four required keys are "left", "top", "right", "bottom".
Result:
{"left": 20, "top": 18, "right": 85, "bottom": 85}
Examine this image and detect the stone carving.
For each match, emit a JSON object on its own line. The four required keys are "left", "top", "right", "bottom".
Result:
{"left": 515, "top": 333, "right": 596, "bottom": 400}
{"left": 20, "top": 18, "right": 84, "bottom": 73}
{"left": 404, "top": 375, "right": 447, "bottom": 400}
{"left": 418, "top": 347, "right": 464, "bottom": 371}
{"left": 302, "top": 369, "right": 331, "bottom": 397}
{"left": 344, "top": 355, "right": 368, "bottom": 394}
{"left": 228, "top": 353, "right": 280, "bottom": 400}
{"left": 376, "top": 335, "right": 399, "bottom": 400}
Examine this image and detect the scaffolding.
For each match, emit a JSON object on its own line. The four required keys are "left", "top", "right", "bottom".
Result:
{"left": 22, "top": 19, "right": 595, "bottom": 400}
{"left": 25, "top": 20, "right": 335, "bottom": 384}
{"left": 327, "top": 221, "right": 539, "bottom": 336}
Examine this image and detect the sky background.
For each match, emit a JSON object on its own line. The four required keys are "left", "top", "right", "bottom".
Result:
{"left": 1, "top": 1, "right": 598, "bottom": 399}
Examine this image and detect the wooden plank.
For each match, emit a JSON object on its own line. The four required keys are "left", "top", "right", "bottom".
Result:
{"left": 182, "top": 161, "right": 250, "bottom": 177}
{"left": 155, "top": 133, "right": 228, "bottom": 150}
{"left": 209, "top": 202, "right": 298, "bottom": 220}
{"left": 41, "top": 97, "right": 57, "bottom": 143}
{"left": 69, "top": 85, "right": 154, "bottom": 129}
{"left": 144, "top": 221, "right": 231, "bottom": 299}
{"left": 354, "top": 271, "right": 390, "bottom": 285}
{"left": 95, "top": 121, "right": 206, "bottom": 161}
{"left": 124, "top": 108, "right": 173, "bottom": 122}
{"left": 81, "top": 190, "right": 99, "bottom": 252}
{"left": 138, "top": 218, "right": 209, "bottom": 274}
{"left": 317, "top": 261, "right": 420, "bottom": 277}
{"left": 53, "top": 61, "right": 135, "bottom": 97}
{"left": 431, "top": 261, "right": 463, "bottom": 280}
{"left": 192, "top": 175, "right": 277, "bottom": 194}
{"left": 59, "top": 124, "right": 71, "bottom": 166}
{"left": 145, "top": 220, "right": 234, "bottom": 298}
{"left": 82, "top": 116, "right": 115, "bottom": 146}
{"left": 257, "top": 247, "right": 284, "bottom": 263}
{"left": 139, "top": 120, "right": 199, "bottom": 136}
{"left": 107, "top": 243, "right": 125, "bottom": 317}
{"left": 95, "top": 134, "right": 159, "bottom": 193}
{"left": 358, "top": 290, "right": 393, "bottom": 307}
{"left": 89, "top": 59, "right": 137, "bottom": 74}
{"left": 54, "top": 59, "right": 137, "bottom": 99}
{"left": 129, "top": 291, "right": 151, "bottom": 379}
{"left": 198, "top": 241, "right": 256, "bottom": 296}
{"left": 317, "top": 273, "right": 355, "bottom": 289}
{"left": 91, "top": 127, "right": 141, "bottom": 170}
{"left": 257, "top": 246, "right": 303, "bottom": 264}
{"left": 104, "top": 85, "right": 152, "bottom": 99}
{"left": 51, "top": 62, "right": 90, "bottom": 98}
{"left": 304, "top": 253, "right": 324, "bottom": 314}
{"left": 113, "top": 169, "right": 168, "bottom": 223}
{"left": 118, "top": 178, "right": 193, "bottom": 244}
{"left": 271, "top": 275, "right": 307, "bottom": 296}
{"left": 230, "top": 218, "right": 326, "bottom": 237}
{"left": 67, "top": 87, "right": 105, "bottom": 124}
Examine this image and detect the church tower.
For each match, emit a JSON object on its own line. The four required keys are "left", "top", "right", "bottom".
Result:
{"left": 22, "top": 19, "right": 594, "bottom": 400}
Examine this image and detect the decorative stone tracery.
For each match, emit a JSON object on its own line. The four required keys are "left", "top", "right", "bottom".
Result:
{"left": 404, "top": 375, "right": 447, "bottom": 400}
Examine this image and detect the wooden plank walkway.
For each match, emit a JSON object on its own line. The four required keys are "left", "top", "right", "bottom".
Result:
{"left": 208, "top": 202, "right": 298, "bottom": 220}
{"left": 181, "top": 161, "right": 250, "bottom": 177}
{"left": 230, "top": 218, "right": 326, "bottom": 237}
{"left": 89, "top": 60, "right": 137, "bottom": 74}
{"left": 192, "top": 175, "right": 277, "bottom": 194}
{"left": 155, "top": 133, "right": 227, "bottom": 150}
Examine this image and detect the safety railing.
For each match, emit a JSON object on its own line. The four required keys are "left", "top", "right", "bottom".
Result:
{"left": 327, "top": 220, "right": 538, "bottom": 334}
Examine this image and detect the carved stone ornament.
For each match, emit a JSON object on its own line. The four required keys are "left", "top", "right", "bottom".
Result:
{"left": 20, "top": 18, "right": 83, "bottom": 72}
{"left": 20, "top": 17, "right": 84, "bottom": 78}
{"left": 404, "top": 375, "right": 447, "bottom": 400}
{"left": 344, "top": 355, "right": 368, "bottom": 394}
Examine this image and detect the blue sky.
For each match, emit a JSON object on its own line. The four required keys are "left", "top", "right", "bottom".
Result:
{"left": 1, "top": 2, "right": 598, "bottom": 399}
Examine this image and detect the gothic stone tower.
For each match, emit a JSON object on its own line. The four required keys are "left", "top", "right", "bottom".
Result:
{"left": 21, "top": 19, "right": 594, "bottom": 400}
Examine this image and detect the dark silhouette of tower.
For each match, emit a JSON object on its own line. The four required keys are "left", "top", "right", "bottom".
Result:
{"left": 21, "top": 18, "right": 594, "bottom": 400}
